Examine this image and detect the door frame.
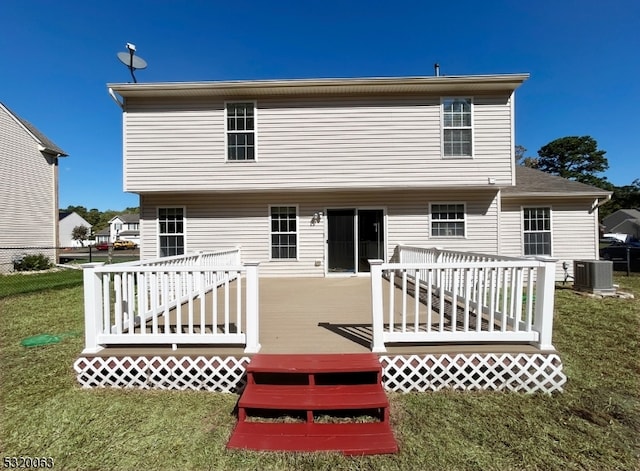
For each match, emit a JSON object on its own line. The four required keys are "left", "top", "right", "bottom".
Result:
{"left": 324, "top": 206, "right": 387, "bottom": 276}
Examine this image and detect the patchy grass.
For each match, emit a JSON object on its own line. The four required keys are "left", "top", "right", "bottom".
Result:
{"left": 0, "top": 269, "right": 83, "bottom": 298}
{"left": 0, "top": 275, "right": 638, "bottom": 470}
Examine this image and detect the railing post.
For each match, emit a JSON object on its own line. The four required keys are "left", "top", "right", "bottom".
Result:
{"left": 244, "top": 261, "right": 261, "bottom": 353}
{"left": 533, "top": 260, "right": 556, "bottom": 350}
{"left": 370, "top": 259, "right": 387, "bottom": 353}
{"left": 81, "top": 262, "right": 105, "bottom": 354}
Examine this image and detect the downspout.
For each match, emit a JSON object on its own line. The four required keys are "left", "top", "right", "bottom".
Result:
{"left": 109, "top": 88, "right": 124, "bottom": 109}
{"left": 592, "top": 194, "right": 612, "bottom": 260}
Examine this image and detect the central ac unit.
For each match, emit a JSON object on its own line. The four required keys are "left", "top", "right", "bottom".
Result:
{"left": 573, "top": 260, "right": 614, "bottom": 293}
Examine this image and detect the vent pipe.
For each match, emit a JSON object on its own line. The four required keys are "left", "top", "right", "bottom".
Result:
{"left": 434, "top": 63, "right": 440, "bottom": 77}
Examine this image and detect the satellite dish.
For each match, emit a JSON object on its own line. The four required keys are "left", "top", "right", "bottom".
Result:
{"left": 117, "top": 43, "right": 147, "bottom": 83}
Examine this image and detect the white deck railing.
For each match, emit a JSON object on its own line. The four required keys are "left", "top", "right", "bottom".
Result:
{"left": 82, "top": 248, "right": 260, "bottom": 354}
{"left": 371, "top": 246, "right": 556, "bottom": 352}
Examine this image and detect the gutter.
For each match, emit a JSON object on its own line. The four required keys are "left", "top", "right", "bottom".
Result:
{"left": 591, "top": 193, "right": 612, "bottom": 214}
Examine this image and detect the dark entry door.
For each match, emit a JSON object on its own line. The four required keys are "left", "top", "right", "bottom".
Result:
{"left": 327, "top": 209, "right": 355, "bottom": 273}
{"left": 358, "top": 209, "right": 384, "bottom": 272}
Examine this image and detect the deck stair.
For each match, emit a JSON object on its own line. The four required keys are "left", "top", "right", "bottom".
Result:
{"left": 226, "top": 353, "right": 398, "bottom": 455}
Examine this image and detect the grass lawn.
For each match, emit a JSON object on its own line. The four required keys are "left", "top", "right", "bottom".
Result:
{"left": 1, "top": 271, "right": 638, "bottom": 470}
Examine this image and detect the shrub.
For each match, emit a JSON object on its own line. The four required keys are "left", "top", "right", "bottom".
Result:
{"left": 13, "top": 254, "right": 52, "bottom": 272}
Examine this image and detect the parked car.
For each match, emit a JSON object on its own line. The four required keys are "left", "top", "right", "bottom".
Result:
{"left": 599, "top": 239, "right": 640, "bottom": 271}
{"left": 95, "top": 241, "right": 110, "bottom": 251}
{"left": 113, "top": 239, "right": 137, "bottom": 250}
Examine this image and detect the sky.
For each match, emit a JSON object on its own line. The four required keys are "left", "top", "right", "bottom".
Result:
{"left": 1, "top": 0, "right": 639, "bottom": 211}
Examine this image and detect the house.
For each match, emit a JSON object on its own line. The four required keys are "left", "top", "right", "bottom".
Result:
{"left": 75, "top": 73, "right": 609, "bottom": 397}
{"left": 0, "top": 102, "right": 68, "bottom": 272}
{"left": 59, "top": 211, "right": 92, "bottom": 247}
{"left": 106, "top": 75, "right": 609, "bottom": 279}
{"left": 602, "top": 209, "right": 640, "bottom": 240}
{"left": 108, "top": 213, "right": 140, "bottom": 244}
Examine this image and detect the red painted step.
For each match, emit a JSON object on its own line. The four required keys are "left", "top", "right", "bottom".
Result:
{"left": 228, "top": 422, "right": 398, "bottom": 455}
{"left": 227, "top": 353, "right": 398, "bottom": 455}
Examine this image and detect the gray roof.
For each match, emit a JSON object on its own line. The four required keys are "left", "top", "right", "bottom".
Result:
{"left": 111, "top": 213, "right": 140, "bottom": 223}
{"left": 1, "top": 102, "right": 68, "bottom": 156}
{"left": 503, "top": 166, "right": 611, "bottom": 198}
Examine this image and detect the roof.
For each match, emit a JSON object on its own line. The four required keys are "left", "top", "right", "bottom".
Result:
{"left": 608, "top": 208, "right": 640, "bottom": 220}
{"left": 0, "top": 102, "right": 68, "bottom": 156}
{"left": 503, "top": 166, "right": 612, "bottom": 198}
{"left": 110, "top": 213, "right": 140, "bottom": 223}
{"left": 108, "top": 74, "right": 529, "bottom": 100}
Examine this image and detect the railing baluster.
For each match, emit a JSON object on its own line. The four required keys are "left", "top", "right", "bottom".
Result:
{"left": 414, "top": 269, "right": 420, "bottom": 333}
{"left": 401, "top": 270, "right": 407, "bottom": 333}
{"left": 388, "top": 270, "right": 395, "bottom": 333}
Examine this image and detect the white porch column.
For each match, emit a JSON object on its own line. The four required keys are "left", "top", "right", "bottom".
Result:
{"left": 370, "top": 259, "right": 387, "bottom": 353}
{"left": 243, "top": 261, "right": 261, "bottom": 353}
{"left": 82, "top": 262, "right": 105, "bottom": 354}
{"left": 534, "top": 259, "right": 556, "bottom": 351}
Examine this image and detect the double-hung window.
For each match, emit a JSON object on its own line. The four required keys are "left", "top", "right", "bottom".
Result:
{"left": 431, "top": 203, "right": 466, "bottom": 237}
{"left": 270, "top": 206, "right": 297, "bottom": 259}
{"left": 226, "top": 102, "right": 256, "bottom": 161}
{"left": 442, "top": 98, "right": 472, "bottom": 157}
{"left": 523, "top": 207, "right": 552, "bottom": 256}
{"left": 158, "top": 207, "right": 185, "bottom": 257}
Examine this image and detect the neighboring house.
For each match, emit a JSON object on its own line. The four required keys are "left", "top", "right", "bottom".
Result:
{"left": 108, "top": 213, "right": 140, "bottom": 244}
{"left": 59, "top": 211, "right": 92, "bottom": 247}
{"left": 107, "top": 74, "right": 610, "bottom": 280}
{"left": 0, "top": 102, "right": 68, "bottom": 272}
{"left": 602, "top": 209, "right": 640, "bottom": 240}
{"left": 94, "top": 227, "right": 110, "bottom": 244}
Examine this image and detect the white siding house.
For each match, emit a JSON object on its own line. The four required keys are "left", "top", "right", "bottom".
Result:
{"left": 59, "top": 211, "right": 92, "bottom": 247}
{"left": 108, "top": 74, "right": 610, "bottom": 280}
{"left": 0, "top": 102, "right": 68, "bottom": 272}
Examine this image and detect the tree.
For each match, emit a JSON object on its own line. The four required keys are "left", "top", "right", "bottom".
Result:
{"left": 72, "top": 225, "right": 89, "bottom": 247}
{"left": 515, "top": 145, "right": 538, "bottom": 168}
{"left": 600, "top": 179, "right": 640, "bottom": 219}
{"left": 535, "top": 136, "right": 609, "bottom": 188}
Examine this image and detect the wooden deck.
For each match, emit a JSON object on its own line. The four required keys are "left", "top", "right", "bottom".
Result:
{"left": 90, "top": 276, "right": 544, "bottom": 358}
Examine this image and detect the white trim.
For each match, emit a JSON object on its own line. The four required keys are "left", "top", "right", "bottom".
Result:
{"left": 268, "top": 204, "right": 299, "bottom": 261}
{"left": 429, "top": 202, "right": 467, "bottom": 239}
{"left": 224, "top": 100, "right": 258, "bottom": 162}
{"left": 156, "top": 206, "right": 187, "bottom": 258}
{"left": 441, "top": 97, "right": 473, "bottom": 159}
{"left": 510, "top": 91, "right": 516, "bottom": 186}
{"left": 521, "top": 205, "right": 553, "bottom": 257}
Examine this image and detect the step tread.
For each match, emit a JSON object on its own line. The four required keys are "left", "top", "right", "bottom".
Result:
{"left": 248, "top": 353, "right": 381, "bottom": 374}
{"left": 240, "top": 383, "right": 389, "bottom": 410}
{"left": 227, "top": 421, "right": 398, "bottom": 455}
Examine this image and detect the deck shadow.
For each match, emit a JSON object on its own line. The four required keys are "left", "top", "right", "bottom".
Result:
{"left": 317, "top": 322, "right": 373, "bottom": 348}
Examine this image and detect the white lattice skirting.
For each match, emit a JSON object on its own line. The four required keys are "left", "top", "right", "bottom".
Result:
{"left": 74, "top": 353, "right": 566, "bottom": 394}
{"left": 74, "top": 356, "right": 250, "bottom": 393}
{"left": 380, "top": 353, "right": 567, "bottom": 393}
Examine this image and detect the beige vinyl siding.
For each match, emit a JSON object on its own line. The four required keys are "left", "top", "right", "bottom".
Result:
{"left": 500, "top": 198, "right": 600, "bottom": 280}
{"left": 124, "top": 93, "right": 513, "bottom": 193}
{"left": 0, "top": 108, "right": 57, "bottom": 272}
{"left": 140, "top": 189, "right": 499, "bottom": 277}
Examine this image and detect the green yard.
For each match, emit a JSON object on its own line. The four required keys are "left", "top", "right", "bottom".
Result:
{"left": 0, "top": 270, "right": 638, "bottom": 470}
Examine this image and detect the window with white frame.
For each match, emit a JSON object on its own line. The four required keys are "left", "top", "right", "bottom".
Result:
{"left": 431, "top": 203, "right": 466, "bottom": 237}
{"left": 158, "top": 207, "right": 184, "bottom": 257}
{"left": 226, "top": 102, "right": 255, "bottom": 161}
{"left": 270, "top": 206, "right": 297, "bottom": 259}
{"left": 442, "top": 98, "right": 472, "bottom": 157}
{"left": 523, "top": 207, "right": 551, "bottom": 256}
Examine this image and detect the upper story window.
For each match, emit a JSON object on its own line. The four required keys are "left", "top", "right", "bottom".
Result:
{"left": 430, "top": 203, "right": 466, "bottom": 237}
{"left": 226, "top": 102, "right": 256, "bottom": 161}
{"left": 523, "top": 207, "right": 552, "bottom": 256}
{"left": 158, "top": 207, "right": 185, "bottom": 257}
{"left": 442, "top": 98, "right": 472, "bottom": 158}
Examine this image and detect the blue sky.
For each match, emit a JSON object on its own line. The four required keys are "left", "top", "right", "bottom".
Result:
{"left": 2, "top": 0, "right": 638, "bottom": 211}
